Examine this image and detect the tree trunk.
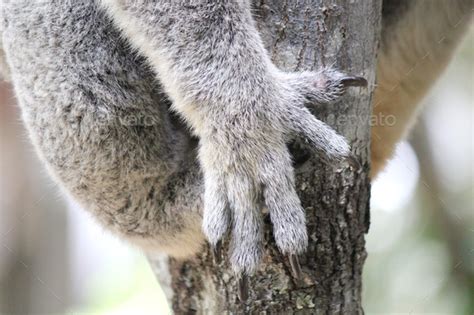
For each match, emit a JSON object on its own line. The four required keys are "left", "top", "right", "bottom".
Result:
{"left": 168, "top": 1, "right": 381, "bottom": 313}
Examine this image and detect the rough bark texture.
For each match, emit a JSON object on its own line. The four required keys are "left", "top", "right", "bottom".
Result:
{"left": 168, "top": 1, "right": 381, "bottom": 314}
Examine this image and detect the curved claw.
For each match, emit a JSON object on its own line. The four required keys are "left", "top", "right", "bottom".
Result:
{"left": 289, "top": 254, "right": 302, "bottom": 279}
{"left": 346, "top": 155, "right": 361, "bottom": 170}
{"left": 212, "top": 241, "right": 222, "bottom": 264}
{"left": 341, "top": 76, "right": 368, "bottom": 88}
{"left": 238, "top": 274, "right": 249, "bottom": 302}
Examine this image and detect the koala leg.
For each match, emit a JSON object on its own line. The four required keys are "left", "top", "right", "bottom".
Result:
{"left": 99, "top": 0, "right": 366, "bottom": 275}
{"left": 371, "top": 0, "right": 472, "bottom": 177}
{"left": 0, "top": 0, "right": 205, "bottom": 257}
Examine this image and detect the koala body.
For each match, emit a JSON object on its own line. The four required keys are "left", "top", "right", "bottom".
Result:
{"left": 372, "top": 0, "right": 472, "bottom": 176}
{"left": 0, "top": 0, "right": 205, "bottom": 258}
{"left": 0, "top": 0, "right": 471, "bottom": 275}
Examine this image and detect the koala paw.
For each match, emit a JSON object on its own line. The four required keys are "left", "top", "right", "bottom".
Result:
{"left": 200, "top": 68, "right": 366, "bottom": 277}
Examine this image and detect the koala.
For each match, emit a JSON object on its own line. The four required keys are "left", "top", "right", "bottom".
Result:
{"left": 371, "top": 0, "right": 472, "bottom": 177}
{"left": 0, "top": 0, "right": 364, "bottom": 275}
{"left": 0, "top": 0, "right": 471, "bottom": 296}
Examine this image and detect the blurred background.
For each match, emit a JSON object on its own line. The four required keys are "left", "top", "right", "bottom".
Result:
{"left": 0, "top": 34, "right": 472, "bottom": 315}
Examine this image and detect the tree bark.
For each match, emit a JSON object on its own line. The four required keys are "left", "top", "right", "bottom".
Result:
{"left": 168, "top": 1, "right": 381, "bottom": 313}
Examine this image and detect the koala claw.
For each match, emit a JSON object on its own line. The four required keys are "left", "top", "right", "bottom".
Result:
{"left": 238, "top": 274, "right": 249, "bottom": 302}
{"left": 340, "top": 76, "right": 368, "bottom": 87}
{"left": 346, "top": 155, "right": 362, "bottom": 170}
{"left": 289, "top": 254, "right": 302, "bottom": 279}
{"left": 212, "top": 241, "right": 223, "bottom": 264}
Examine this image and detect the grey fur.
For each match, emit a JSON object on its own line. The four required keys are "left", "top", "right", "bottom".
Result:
{"left": 0, "top": 0, "right": 204, "bottom": 258}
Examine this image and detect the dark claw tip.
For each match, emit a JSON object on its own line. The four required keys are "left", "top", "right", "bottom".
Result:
{"left": 238, "top": 274, "right": 249, "bottom": 302}
{"left": 289, "top": 254, "right": 302, "bottom": 280}
{"left": 346, "top": 155, "right": 361, "bottom": 170}
{"left": 212, "top": 241, "right": 222, "bottom": 264}
{"left": 341, "top": 76, "right": 368, "bottom": 87}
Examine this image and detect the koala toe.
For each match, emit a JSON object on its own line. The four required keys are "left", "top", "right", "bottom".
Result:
{"left": 202, "top": 172, "right": 230, "bottom": 247}
{"left": 227, "top": 176, "right": 264, "bottom": 275}
{"left": 259, "top": 149, "right": 308, "bottom": 255}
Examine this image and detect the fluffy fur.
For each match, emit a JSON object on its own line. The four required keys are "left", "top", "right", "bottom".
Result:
{"left": 0, "top": 0, "right": 471, "bottom": 274}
